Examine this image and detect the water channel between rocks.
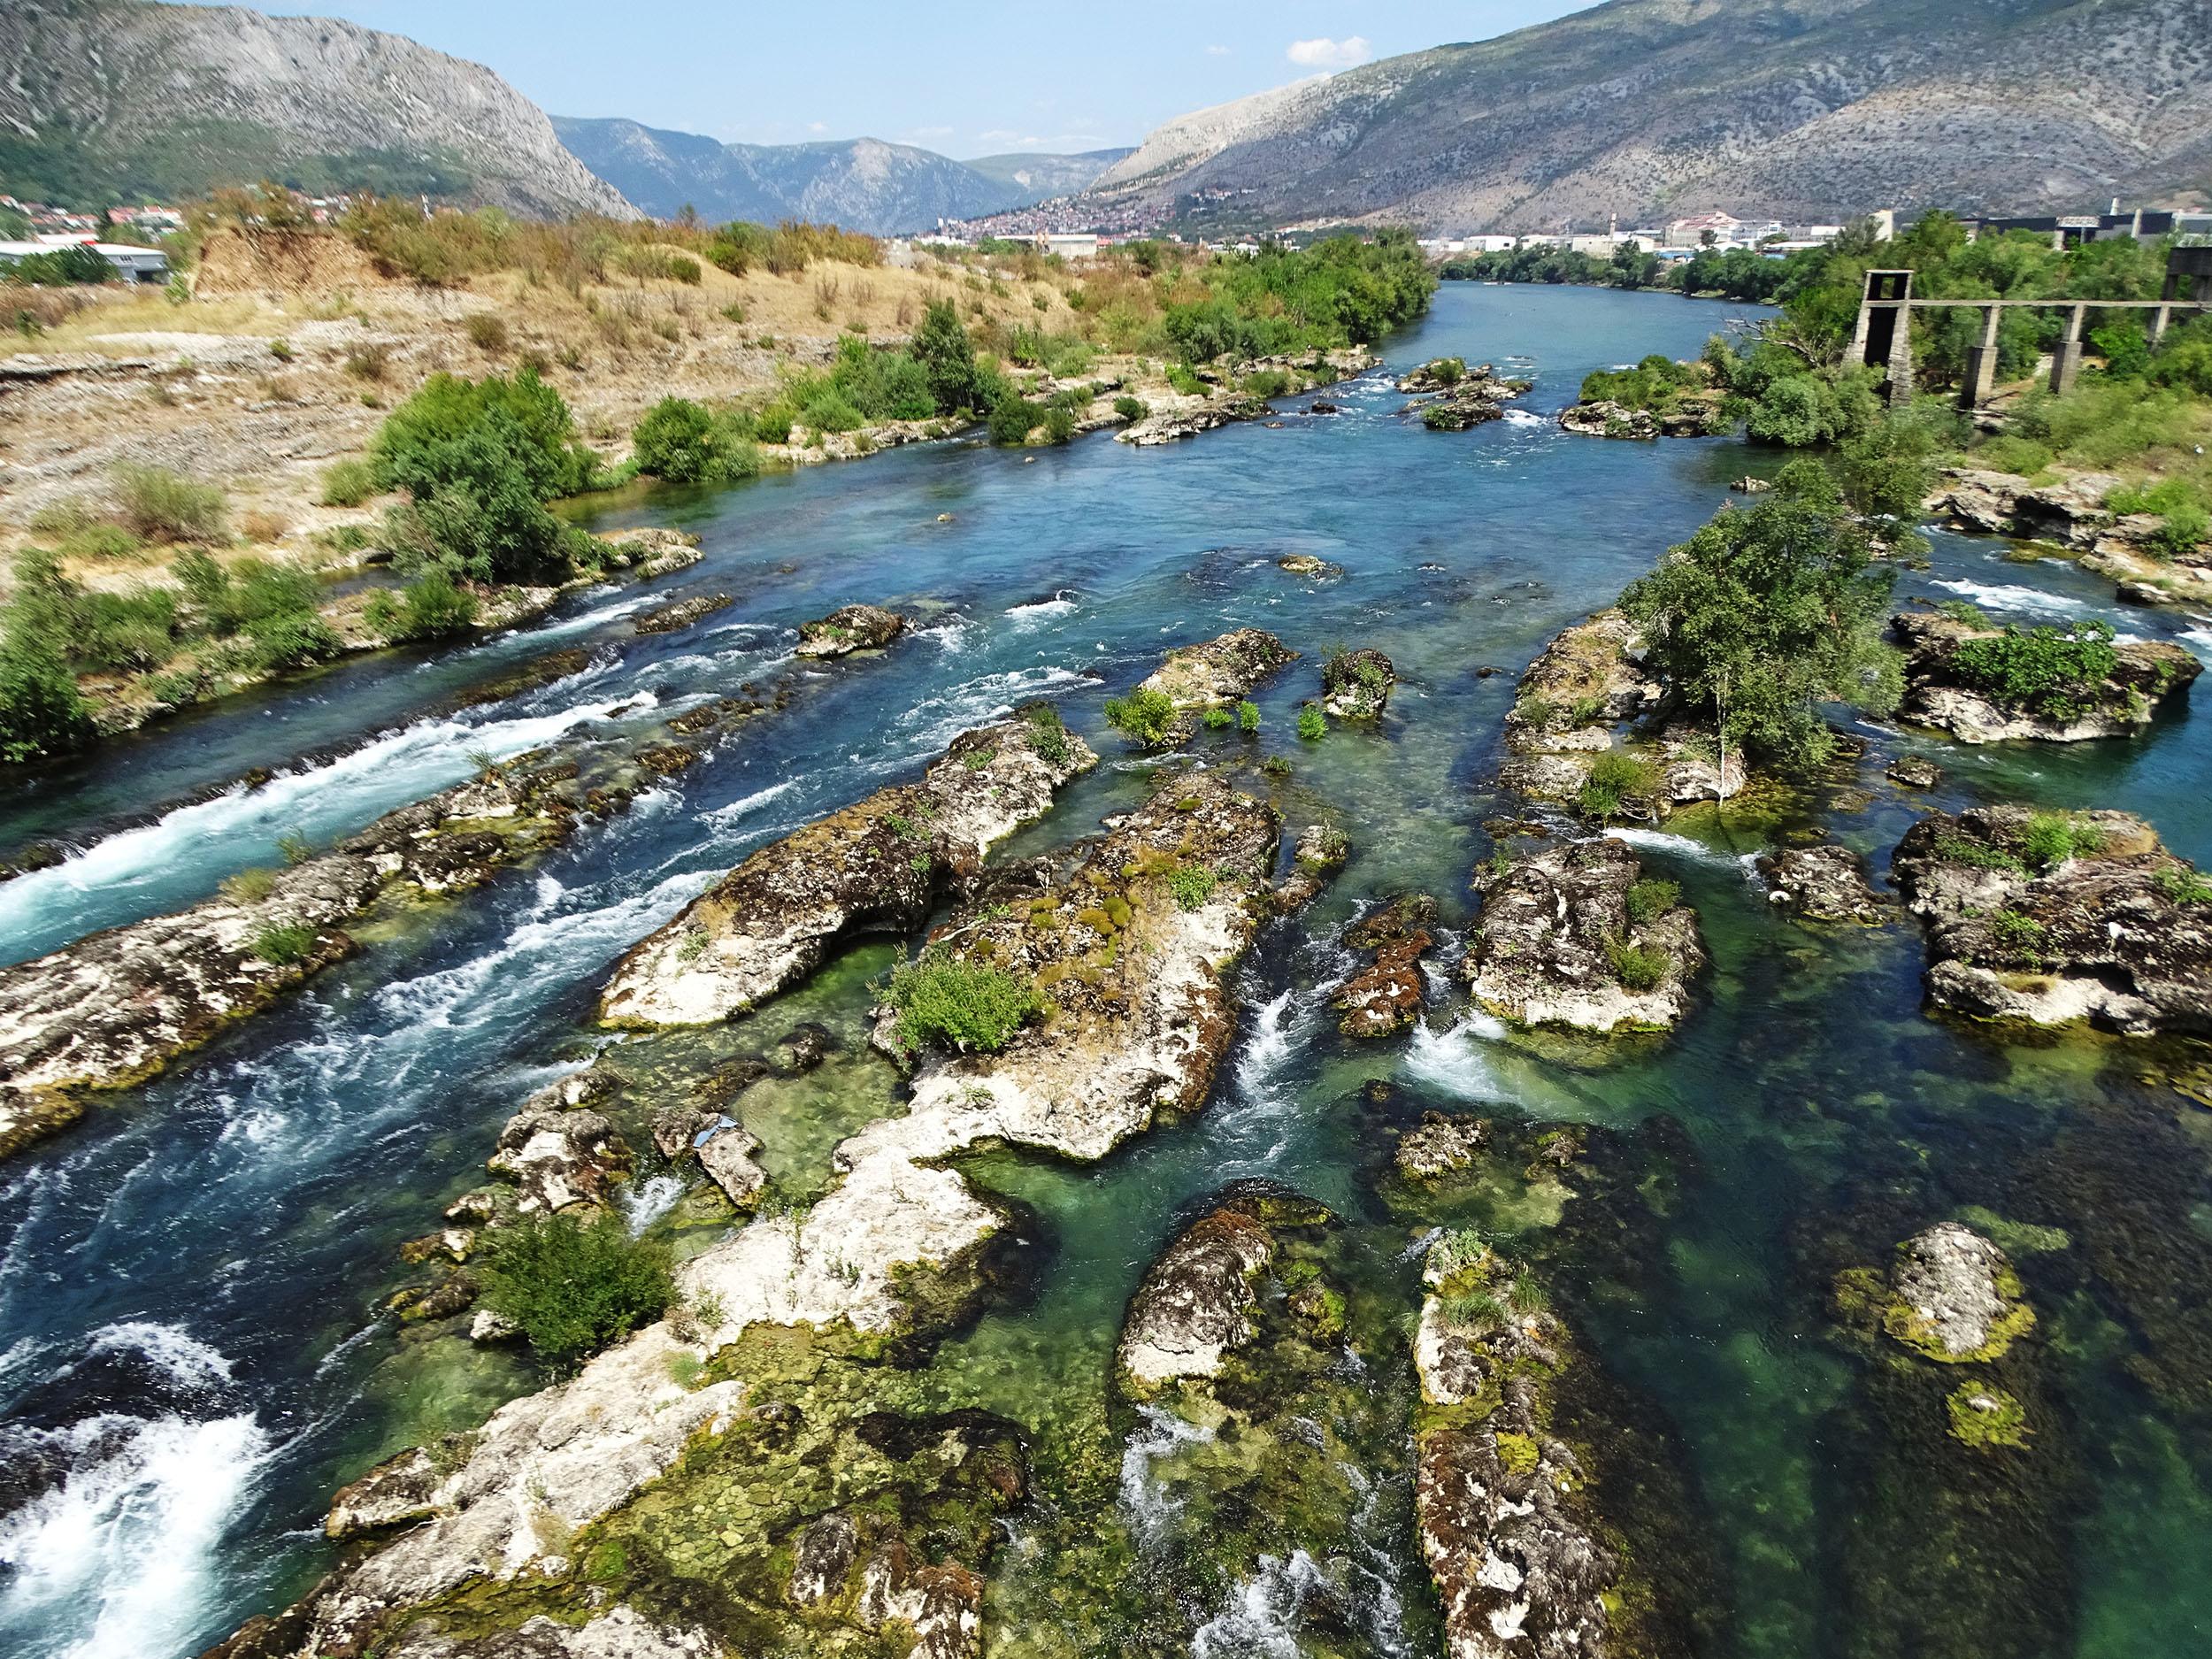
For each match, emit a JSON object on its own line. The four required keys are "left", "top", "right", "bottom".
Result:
{"left": 2, "top": 282, "right": 2208, "bottom": 1659}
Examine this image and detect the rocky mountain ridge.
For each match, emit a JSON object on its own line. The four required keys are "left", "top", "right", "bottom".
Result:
{"left": 553, "top": 117, "right": 1125, "bottom": 234}
{"left": 0, "top": 0, "right": 636, "bottom": 219}
{"left": 1082, "top": 0, "right": 2212, "bottom": 232}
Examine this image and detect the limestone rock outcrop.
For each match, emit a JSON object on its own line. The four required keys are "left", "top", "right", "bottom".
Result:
{"left": 1333, "top": 894, "right": 1435, "bottom": 1038}
{"left": 794, "top": 603, "right": 908, "bottom": 659}
{"left": 1893, "top": 610, "right": 2197, "bottom": 743}
{"left": 1757, "top": 843, "right": 1885, "bottom": 924}
{"left": 1465, "top": 838, "right": 1703, "bottom": 1033}
{"left": 599, "top": 710, "right": 1096, "bottom": 1027}
{"left": 1892, "top": 805, "right": 2212, "bottom": 1035}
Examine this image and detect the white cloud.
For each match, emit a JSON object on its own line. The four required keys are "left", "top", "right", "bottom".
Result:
{"left": 807, "top": 120, "right": 829, "bottom": 134}
{"left": 1206, "top": 44, "right": 1232, "bottom": 56}
{"left": 1286, "top": 35, "right": 1373, "bottom": 71}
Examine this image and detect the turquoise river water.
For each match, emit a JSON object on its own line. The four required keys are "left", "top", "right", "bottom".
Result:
{"left": 1, "top": 282, "right": 2208, "bottom": 1659}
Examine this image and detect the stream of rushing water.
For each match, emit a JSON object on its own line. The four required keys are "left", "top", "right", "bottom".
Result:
{"left": 4, "top": 282, "right": 2210, "bottom": 1659}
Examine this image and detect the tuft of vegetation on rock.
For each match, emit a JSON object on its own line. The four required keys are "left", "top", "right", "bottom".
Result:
{"left": 475, "top": 1210, "right": 675, "bottom": 1369}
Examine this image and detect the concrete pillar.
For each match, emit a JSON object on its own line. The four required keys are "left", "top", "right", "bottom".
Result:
{"left": 1960, "top": 304, "right": 2001, "bottom": 409}
{"left": 2152, "top": 304, "right": 2171, "bottom": 348}
{"left": 2048, "top": 303, "right": 2085, "bottom": 396}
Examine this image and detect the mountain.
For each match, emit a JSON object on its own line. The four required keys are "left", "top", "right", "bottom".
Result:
{"left": 552, "top": 119, "right": 1124, "bottom": 234}
{"left": 0, "top": 0, "right": 635, "bottom": 217}
{"left": 1083, "top": 0, "right": 2212, "bottom": 232}
{"left": 961, "top": 148, "right": 1133, "bottom": 202}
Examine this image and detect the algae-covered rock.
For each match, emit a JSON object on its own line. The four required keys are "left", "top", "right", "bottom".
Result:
{"left": 1115, "top": 1180, "right": 1328, "bottom": 1399}
{"left": 1892, "top": 610, "right": 2197, "bottom": 742}
{"left": 1395, "top": 1110, "right": 1488, "bottom": 1180}
{"left": 632, "top": 594, "right": 734, "bottom": 636}
{"left": 794, "top": 603, "right": 907, "bottom": 659}
{"left": 1414, "top": 1236, "right": 1701, "bottom": 1659}
{"left": 598, "top": 710, "right": 1096, "bottom": 1028}
{"left": 1559, "top": 399, "right": 1658, "bottom": 439}
{"left": 1319, "top": 646, "right": 1396, "bottom": 719}
{"left": 1333, "top": 894, "right": 1434, "bottom": 1038}
{"left": 1878, "top": 1222, "right": 2034, "bottom": 1363}
{"left": 1465, "top": 839, "right": 1704, "bottom": 1033}
{"left": 1757, "top": 843, "right": 1885, "bottom": 925}
{"left": 1891, "top": 805, "right": 2212, "bottom": 1035}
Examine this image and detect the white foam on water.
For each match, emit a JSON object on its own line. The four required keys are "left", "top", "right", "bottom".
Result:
{"left": 1191, "top": 1550, "right": 1333, "bottom": 1659}
{"left": 1599, "top": 826, "right": 1744, "bottom": 867}
{"left": 1006, "top": 590, "right": 1079, "bottom": 626}
{"left": 0, "top": 1323, "right": 267, "bottom": 1659}
{"left": 1402, "top": 1018, "right": 1506, "bottom": 1099}
{"left": 1119, "top": 1404, "right": 1216, "bottom": 1543}
{"left": 0, "top": 690, "right": 649, "bottom": 956}
{"left": 2179, "top": 626, "right": 2212, "bottom": 661}
{"left": 518, "top": 588, "right": 657, "bottom": 641}
{"left": 699, "top": 779, "right": 800, "bottom": 828}
{"left": 622, "top": 1175, "right": 686, "bottom": 1237}
{"left": 1931, "top": 579, "right": 2089, "bottom": 618}
{"left": 1501, "top": 409, "right": 1547, "bottom": 427}
{"left": 892, "top": 665, "right": 1088, "bottom": 753}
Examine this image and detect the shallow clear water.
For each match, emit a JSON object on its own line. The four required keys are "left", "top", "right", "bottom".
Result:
{"left": 3, "top": 283, "right": 2210, "bottom": 1659}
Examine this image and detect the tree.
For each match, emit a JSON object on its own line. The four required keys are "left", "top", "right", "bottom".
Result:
{"left": 1621, "top": 463, "right": 1903, "bottom": 774}
{"left": 910, "top": 300, "right": 987, "bottom": 414}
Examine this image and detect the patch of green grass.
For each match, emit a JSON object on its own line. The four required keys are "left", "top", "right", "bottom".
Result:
{"left": 1935, "top": 834, "right": 2026, "bottom": 874}
{"left": 1023, "top": 703, "right": 1072, "bottom": 765}
{"left": 1202, "top": 705, "right": 1233, "bottom": 729}
{"left": 1578, "top": 749, "right": 1659, "bottom": 821}
{"left": 1236, "top": 699, "right": 1260, "bottom": 733}
{"left": 1605, "top": 937, "right": 1670, "bottom": 992}
{"left": 249, "top": 921, "right": 317, "bottom": 965}
{"left": 219, "top": 866, "right": 278, "bottom": 905}
{"left": 2154, "top": 866, "right": 2212, "bottom": 905}
{"left": 1296, "top": 705, "right": 1326, "bottom": 741}
{"left": 319, "top": 457, "right": 377, "bottom": 508}
{"left": 1624, "top": 877, "right": 1680, "bottom": 926}
{"left": 2022, "top": 812, "right": 2102, "bottom": 872}
{"left": 1989, "top": 908, "right": 2048, "bottom": 966}
{"left": 1167, "top": 865, "right": 1217, "bottom": 911}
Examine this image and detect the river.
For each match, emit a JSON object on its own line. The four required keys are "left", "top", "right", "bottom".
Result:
{"left": 2, "top": 281, "right": 2208, "bottom": 1659}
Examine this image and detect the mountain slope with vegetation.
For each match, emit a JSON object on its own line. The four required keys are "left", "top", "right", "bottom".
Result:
{"left": 553, "top": 119, "right": 1123, "bottom": 234}
{"left": 0, "top": 0, "right": 634, "bottom": 217}
{"left": 1084, "top": 0, "right": 2212, "bottom": 232}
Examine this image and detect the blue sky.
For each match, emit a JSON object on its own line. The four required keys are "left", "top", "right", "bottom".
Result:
{"left": 182, "top": 1, "right": 1603, "bottom": 156}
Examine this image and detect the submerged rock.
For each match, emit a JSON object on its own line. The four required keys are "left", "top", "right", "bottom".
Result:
{"left": 598, "top": 710, "right": 1096, "bottom": 1027}
{"left": 1276, "top": 552, "right": 1338, "bottom": 578}
{"left": 1318, "top": 646, "right": 1396, "bottom": 719}
{"left": 1891, "top": 805, "right": 2212, "bottom": 1035}
{"left": 1333, "top": 894, "right": 1435, "bottom": 1038}
{"left": 632, "top": 593, "right": 733, "bottom": 636}
{"left": 1465, "top": 839, "right": 1704, "bottom": 1033}
{"left": 1886, "top": 755, "right": 1943, "bottom": 789}
{"left": 1395, "top": 1110, "right": 1488, "bottom": 1179}
{"left": 1893, "top": 610, "right": 2197, "bottom": 742}
{"left": 1757, "top": 844, "right": 1885, "bottom": 924}
{"left": 1882, "top": 1223, "right": 2034, "bottom": 1363}
{"left": 794, "top": 603, "right": 907, "bottom": 659}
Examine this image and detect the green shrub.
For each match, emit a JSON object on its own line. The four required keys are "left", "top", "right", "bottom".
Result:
{"left": 630, "top": 396, "right": 761, "bottom": 485}
{"left": 1976, "top": 435, "right": 2055, "bottom": 479}
{"left": 1103, "top": 687, "right": 1176, "bottom": 747}
{"left": 1043, "top": 404, "right": 1076, "bottom": 444}
{"left": 1202, "top": 706, "right": 1233, "bottom": 729}
{"left": 1296, "top": 705, "right": 1326, "bottom": 741}
{"left": 1934, "top": 834, "right": 2025, "bottom": 873}
{"left": 1605, "top": 937, "right": 1670, "bottom": 991}
{"left": 1989, "top": 909, "right": 2048, "bottom": 965}
{"left": 1167, "top": 865, "right": 1217, "bottom": 911}
{"left": 1237, "top": 700, "right": 1260, "bottom": 733}
{"left": 319, "top": 458, "right": 377, "bottom": 508}
{"left": 476, "top": 1211, "right": 676, "bottom": 1369}
{"left": 751, "top": 403, "right": 795, "bottom": 444}
{"left": 1023, "top": 703, "right": 1071, "bottom": 765}
{"left": 885, "top": 950, "right": 1041, "bottom": 1055}
{"left": 1114, "top": 395, "right": 1148, "bottom": 423}
{"left": 1624, "top": 878, "right": 1681, "bottom": 926}
{"left": 910, "top": 300, "right": 987, "bottom": 414}
{"left": 988, "top": 396, "right": 1039, "bottom": 446}
{"left": 2154, "top": 866, "right": 2212, "bottom": 904}
{"left": 112, "top": 464, "right": 228, "bottom": 544}
{"left": 464, "top": 313, "right": 511, "bottom": 353}
{"left": 1243, "top": 368, "right": 1291, "bottom": 398}
{"left": 1166, "top": 364, "right": 1207, "bottom": 396}
{"left": 244, "top": 610, "right": 341, "bottom": 671}
{"left": 0, "top": 640, "right": 94, "bottom": 764}
{"left": 55, "top": 522, "right": 142, "bottom": 560}
{"left": 250, "top": 921, "right": 318, "bottom": 964}
{"left": 1578, "top": 750, "right": 1658, "bottom": 819}
{"left": 1948, "top": 622, "right": 2118, "bottom": 721}
{"left": 365, "top": 569, "right": 480, "bottom": 642}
